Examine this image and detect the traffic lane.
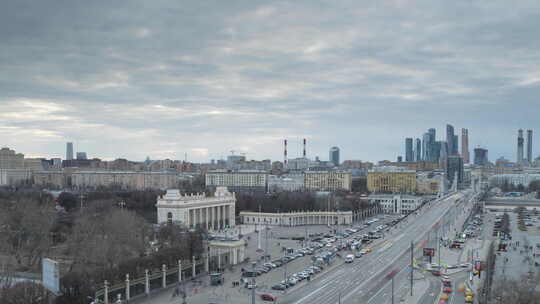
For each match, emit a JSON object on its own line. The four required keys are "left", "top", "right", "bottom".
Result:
{"left": 307, "top": 201, "right": 458, "bottom": 304}
{"left": 282, "top": 194, "right": 464, "bottom": 304}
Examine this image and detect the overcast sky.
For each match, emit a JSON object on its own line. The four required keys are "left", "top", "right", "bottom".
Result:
{"left": 1, "top": 1, "right": 540, "bottom": 163}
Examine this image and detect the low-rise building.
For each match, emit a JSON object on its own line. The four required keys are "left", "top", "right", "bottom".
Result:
{"left": 0, "top": 147, "right": 24, "bottom": 169}
{"left": 489, "top": 173, "right": 540, "bottom": 187}
{"left": 239, "top": 210, "right": 353, "bottom": 226}
{"left": 208, "top": 239, "right": 246, "bottom": 267}
{"left": 156, "top": 187, "right": 236, "bottom": 230}
{"left": 304, "top": 171, "right": 352, "bottom": 192}
{"left": 267, "top": 174, "right": 304, "bottom": 192}
{"left": 367, "top": 170, "right": 416, "bottom": 193}
{"left": 205, "top": 170, "right": 268, "bottom": 193}
{"left": 33, "top": 171, "right": 66, "bottom": 189}
{"left": 72, "top": 171, "right": 177, "bottom": 190}
{"left": 368, "top": 194, "right": 427, "bottom": 215}
{"left": 416, "top": 175, "right": 442, "bottom": 195}
{"left": 0, "top": 169, "right": 32, "bottom": 186}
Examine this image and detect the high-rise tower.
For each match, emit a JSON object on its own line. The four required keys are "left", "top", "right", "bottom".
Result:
{"left": 446, "top": 124, "right": 455, "bottom": 156}
{"left": 329, "top": 146, "right": 340, "bottom": 166}
{"left": 517, "top": 129, "right": 524, "bottom": 165}
{"left": 405, "top": 138, "right": 414, "bottom": 162}
{"left": 527, "top": 129, "right": 533, "bottom": 165}
{"left": 461, "top": 128, "right": 470, "bottom": 163}
{"left": 415, "top": 138, "right": 421, "bottom": 161}
{"left": 66, "top": 142, "right": 74, "bottom": 160}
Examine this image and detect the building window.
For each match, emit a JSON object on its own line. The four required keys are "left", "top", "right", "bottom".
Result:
{"left": 167, "top": 212, "right": 173, "bottom": 225}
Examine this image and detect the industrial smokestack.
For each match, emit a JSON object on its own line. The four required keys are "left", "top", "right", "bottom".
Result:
{"left": 284, "top": 139, "right": 288, "bottom": 164}
{"left": 303, "top": 138, "right": 306, "bottom": 158}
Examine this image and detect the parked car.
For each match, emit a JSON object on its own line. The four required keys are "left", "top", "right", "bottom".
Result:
{"left": 271, "top": 284, "right": 286, "bottom": 290}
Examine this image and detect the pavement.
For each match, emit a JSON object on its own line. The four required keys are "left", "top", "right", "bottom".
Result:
{"left": 132, "top": 189, "right": 479, "bottom": 304}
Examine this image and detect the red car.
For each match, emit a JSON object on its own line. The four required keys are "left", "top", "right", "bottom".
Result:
{"left": 443, "top": 287, "right": 453, "bottom": 293}
{"left": 432, "top": 270, "right": 441, "bottom": 276}
{"left": 261, "top": 294, "right": 277, "bottom": 301}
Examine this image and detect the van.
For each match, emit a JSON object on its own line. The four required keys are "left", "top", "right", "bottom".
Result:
{"left": 345, "top": 254, "right": 354, "bottom": 263}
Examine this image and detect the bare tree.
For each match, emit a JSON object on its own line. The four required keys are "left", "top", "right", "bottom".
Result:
{"left": 0, "top": 198, "right": 56, "bottom": 270}
{"left": 0, "top": 280, "right": 53, "bottom": 304}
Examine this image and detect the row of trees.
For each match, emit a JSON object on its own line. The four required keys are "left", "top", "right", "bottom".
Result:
{"left": 235, "top": 191, "right": 372, "bottom": 214}
{"left": 495, "top": 180, "right": 540, "bottom": 197}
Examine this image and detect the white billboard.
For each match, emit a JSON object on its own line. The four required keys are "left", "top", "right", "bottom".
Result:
{"left": 42, "top": 258, "right": 60, "bottom": 294}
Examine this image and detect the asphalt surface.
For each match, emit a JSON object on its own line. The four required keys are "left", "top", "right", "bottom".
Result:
{"left": 274, "top": 190, "right": 474, "bottom": 304}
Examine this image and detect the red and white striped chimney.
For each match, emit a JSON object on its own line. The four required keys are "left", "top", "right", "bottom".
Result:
{"left": 303, "top": 138, "right": 306, "bottom": 158}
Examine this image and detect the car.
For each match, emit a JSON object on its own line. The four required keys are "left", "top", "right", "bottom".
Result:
{"left": 263, "top": 263, "right": 277, "bottom": 268}
{"left": 443, "top": 287, "right": 453, "bottom": 293}
{"left": 271, "top": 284, "right": 286, "bottom": 290}
{"left": 355, "top": 251, "right": 363, "bottom": 258}
{"left": 246, "top": 283, "right": 257, "bottom": 289}
{"left": 261, "top": 294, "right": 277, "bottom": 301}
{"left": 432, "top": 270, "right": 441, "bottom": 276}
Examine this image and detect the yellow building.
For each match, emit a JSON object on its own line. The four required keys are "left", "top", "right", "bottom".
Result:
{"left": 304, "top": 171, "right": 352, "bottom": 192}
{"left": 367, "top": 171, "right": 416, "bottom": 193}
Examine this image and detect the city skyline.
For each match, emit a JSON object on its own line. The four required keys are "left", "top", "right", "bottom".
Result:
{"left": 1, "top": 1, "right": 540, "bottom": 162}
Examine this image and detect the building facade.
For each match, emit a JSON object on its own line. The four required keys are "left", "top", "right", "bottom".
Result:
{"left": 33, "top": 171, "right": 66, "bottom": 188}
{"left": 367, "top": 170, "right": 417, "bottom": 193}
{"left": 205, "top": 170, "right": 268, "bottom": 193}
{"left": 0, "top": 169, "right": 32, "bottom": 186}
{"left": 304, "top": 171, "right": 352, "bottom": 191}
{"left": 0, "top": 147, "right": 24, "bottom": 169}
{"left": 267, "top": 174, "right": 304, "bottom": 192}
{"left": 368, "top": 194, "right": 427, "bottom": 215}
{"left": 66, "top": 142, "right": 74, "bottom": 161}
{"left": 72, "top": 171, "right": 177, "bottom": 190}
{"left": 156, "top": 187, "right": 236, "bottom": 230}
{"left": 489, "top": 173, "right": 540, "bottom": 187}
{"left": 416, "top": 175, "right": 441, "bottom": 195}
{"left": 239, "top": 210, "right": 353, "bottom": 226}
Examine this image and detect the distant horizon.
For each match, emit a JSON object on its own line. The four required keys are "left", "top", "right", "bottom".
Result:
{"left": 6, "top": 125, "right": 534, "bottom": 165}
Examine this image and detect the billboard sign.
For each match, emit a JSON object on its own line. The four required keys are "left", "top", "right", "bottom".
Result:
{"left": 42, "top": 258, "right": 60, "bottom": 294}
{"left": 423, "top": 248, "right": 435, "bottom": 257}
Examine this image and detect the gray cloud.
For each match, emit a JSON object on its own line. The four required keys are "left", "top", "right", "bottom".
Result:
{"left": 1, "top": 0, "right": 540, "bottom": 162}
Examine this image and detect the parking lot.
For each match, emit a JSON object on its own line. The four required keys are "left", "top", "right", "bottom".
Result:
{"left": 239, "top": 214, "right": 404, "bottom": 300}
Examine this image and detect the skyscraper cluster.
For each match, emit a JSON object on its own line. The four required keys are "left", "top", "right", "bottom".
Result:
{"left": 402, "top": 124, "right": 469, "bottom": 186}
{"left": 404, "top": 124, "right": 469, "bottom": 164}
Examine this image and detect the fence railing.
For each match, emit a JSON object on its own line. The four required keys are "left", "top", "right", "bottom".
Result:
{"left": 94, "top": 257, "right": 206, "bottom": 304}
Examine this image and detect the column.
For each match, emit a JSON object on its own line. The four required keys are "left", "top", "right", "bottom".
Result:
{"left": 144, "top": 270, "right": 149, "bottom": 295}
{"left": 125, "top": 274, "right": 130, "bottom": 301}
{"left": 218, "top": 248, "right": 222, "bottom": 269}
{"left": 178, "top": 260, "right": 182, "bottom": 283}
{"left": 205, "top": 253, "right": 209, "bottom": 272}
{"left": 205, "top": 207, "right": 209, "bottom": 230}
{"left": 162, "top": 264, "right": 167, "bottom": 288}
{"left": 104, "top": 281, "right": 109, "bottom": 304}
{"left": 192, "top": 256, "right": 196, "bottom": 278}
{"left": 218, "top": 205, "right": 222, "bottom": 230}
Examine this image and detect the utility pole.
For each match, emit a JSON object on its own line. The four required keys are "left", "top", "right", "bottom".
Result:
{"left": 410, "top": 241, "right": 414, "bottom": 296}
{"left": 251, "top": 262, "right": 256, "bottom": 304}
{"left": 264, "top": 219, "right": 269, "bottom": 261}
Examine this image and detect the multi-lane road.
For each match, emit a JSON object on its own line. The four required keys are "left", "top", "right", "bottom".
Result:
{"left": 278, "top": 190, "right": 474, "bottom": 304}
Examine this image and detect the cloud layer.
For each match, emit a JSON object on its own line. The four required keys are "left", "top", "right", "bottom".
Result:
{"left": 1, "top": 0, "right": 540, "bottom": 162}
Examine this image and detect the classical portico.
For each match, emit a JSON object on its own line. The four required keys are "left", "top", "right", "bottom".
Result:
{"left": 156, "top": 187, "right": 236, "bottom": 230}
